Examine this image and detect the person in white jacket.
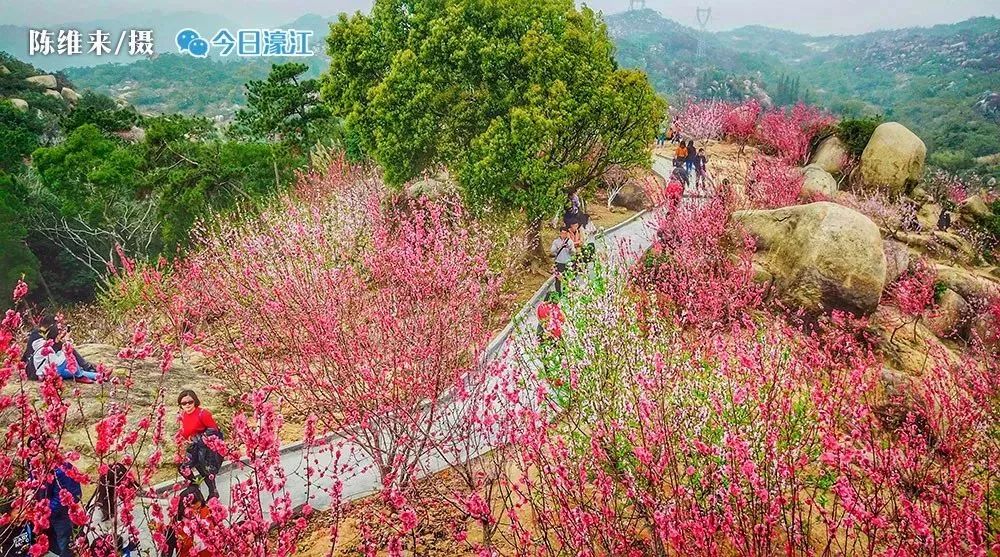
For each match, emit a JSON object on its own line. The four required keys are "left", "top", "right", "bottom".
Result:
{"left": 32, "top": 323, "right": 99, "bottom": 383}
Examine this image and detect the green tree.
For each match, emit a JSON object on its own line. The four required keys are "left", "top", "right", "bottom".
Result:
{"left": 141, "top": 114, "right": 298, "bottom": 250}
{"left": 322, "top": 0, "right": 664, "bottom": 254}
{"left": 0, "top": 100, "right": 45, "bottom": 173}
{"left": 0, "top": 172, "right": 42, "bottom": 307}
{"left": 231, "top": 62, "right": 334, "bottom": 153}
{"left": 32, "top": 124, "right": 141, "bottom": 223}
{"left": 61, "top": 91, "right": 139, "bottom": 134}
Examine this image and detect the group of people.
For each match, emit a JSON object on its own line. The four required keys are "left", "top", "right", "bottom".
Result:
{"left": 549, "top": 191, "right": 596, "bottom": 296}
{"left": 672, "top": 140, "right": 711, "bottom": 191}
{"left": 2, "top": 386, "right": 224, "bottom": 557}
{"left": 21, "top": 317, "right": 100, "bottom": 383}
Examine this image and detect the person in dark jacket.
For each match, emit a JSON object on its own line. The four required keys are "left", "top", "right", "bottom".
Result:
{"left": 684, "top": 140, "right": 698, "bottom": 178}
{"left": 41, "top": 461, "right": 83, "bottom": 557}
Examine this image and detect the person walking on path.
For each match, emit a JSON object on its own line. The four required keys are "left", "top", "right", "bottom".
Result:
{"left": 87, "top": 463, "right": 140, "bottom": 556}
{"left": 177, "top": 390, "right": 223, "bottom": 501}
{"left": 550, "top": 226, "right": 576, "bottom": 295}
{"left": 684, "top": 140, "right": 698, "bottom": 179}
{"left": 695, "top": 148, "right": 710, "bottom": 192}
{"left": 674, "top": 141, "right": 688, "bottom": 166}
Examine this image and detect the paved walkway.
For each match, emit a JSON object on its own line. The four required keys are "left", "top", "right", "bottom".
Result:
{"left": 133, "top": 160, "right": 674, "bottom": 552}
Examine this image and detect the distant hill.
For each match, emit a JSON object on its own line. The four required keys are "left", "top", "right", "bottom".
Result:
{"left": 606, "top": 10, "right": 1000, "bottom": 169}
{"left": 22, "top": 8, "right": 1000, "bottom": 173}
{"left": 46, "top": 13, "right": 335, "bottom": 119}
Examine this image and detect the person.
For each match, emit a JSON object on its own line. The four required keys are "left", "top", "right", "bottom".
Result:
{"left": 536, "top": 291, "right": 565, "bottom": 343}
{"left": 568, "top": 221, "right": 584, "bottom": 248}
{"left": 666, "top": 168, "right": 686, "bottom": 211}
{"left": 31, "top": 321, "right": 99, "bottom": 383}
{"left": 177, "top": 390, "right": 223, "bottom": 501}
{"left": 40, "top": 460, "right": 83, "bottom": 557}
{"left": 550, "top": 226, "right": 576, "bottom": 295}
{"left": 563, "top": 190, "right": 582, "bottom": 227}
{"left": 161, "top": 484, "right": 211, "bottom": 557}
{"left": 685, "top": 140, "right": 698, "bottom": 178}
{"left": 674, "top": 141, "right": 688, "bottom": 166}
{"left": 937, "top": 207, "right": 952, "bottom": 231}
{"left": 695, "top": 148, "right": 709, "bottom": 190}
{"left": 21, "top": 315, "right": 53, "bottom": 381}
{"left": 87, "top": 463, "right": 139, "bottom": 556}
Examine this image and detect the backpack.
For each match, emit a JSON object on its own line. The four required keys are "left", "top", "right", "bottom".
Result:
{"left": 192, "top": 411, "right": 225, "bottom": 475}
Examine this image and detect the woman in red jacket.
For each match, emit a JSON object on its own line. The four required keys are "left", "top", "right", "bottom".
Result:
{"left": 177, "top": 390, "right": 222, "bottom": 500}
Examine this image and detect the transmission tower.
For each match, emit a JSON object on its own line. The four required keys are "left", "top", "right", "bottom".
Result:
{"left": 629, "top": 0, "right": 646, "bottom": 11}
{"left": 695, "top": 7, "right": 712, "bottom": 56}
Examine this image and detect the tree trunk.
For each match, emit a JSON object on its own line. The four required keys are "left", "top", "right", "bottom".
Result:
{"left": 527, "top": 216, "right": 545, "bottom": 262}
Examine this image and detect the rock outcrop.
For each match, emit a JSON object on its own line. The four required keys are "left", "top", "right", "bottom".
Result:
{"left": 799, "top": 164, "right": 838, "bottom": 197}
{"left": 809, "top": 135, "right": 849, "bottom": 175}
{"left": 860, "top": 122, "right": 927, "bottom": 195}
{"left": 926, "top": 288, "right": 972, "bottom": 339}
{"left": 883, "top": 239, "right": 910, "bottom": 286}
{"left": 733, "top": 202, "right": 887, "bottom": 315}
{"left": 26, "top": 74, "right": 58, "bottom": 89}
{"left": 60, "top": 87, "right": 80, "bottom": 104}
{"left": 44, "top": 89, "right": 63, "bottom": 100}
{"left": 612, "top": 182, "right": 647, "bottom": 211}
{"left": 9, "top": 98, "right": 28, "bottom": 111}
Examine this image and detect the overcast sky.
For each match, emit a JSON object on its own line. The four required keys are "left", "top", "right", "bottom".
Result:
{"left": 3, "top": 0, "right": 999, "bottom": 35}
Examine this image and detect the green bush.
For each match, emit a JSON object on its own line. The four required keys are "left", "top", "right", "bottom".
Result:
{"left": 835, "top": 115, "right": 884, "bottom": 157}
{"left": 977, "top": 199, "right": 1000, "bottom": 263}
{"left": 929, "top": 149, "right": 976, "bottom": 173}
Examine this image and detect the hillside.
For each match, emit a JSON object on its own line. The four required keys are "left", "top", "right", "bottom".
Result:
{"left": 606, "top": 10, "right": 1000, "bottom": 175}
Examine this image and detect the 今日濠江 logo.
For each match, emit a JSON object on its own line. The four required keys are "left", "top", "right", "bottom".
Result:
{"left": 176, "top": 28, "right": 314, "bottom": 58}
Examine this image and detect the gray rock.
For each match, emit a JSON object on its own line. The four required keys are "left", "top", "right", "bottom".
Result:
{"left": 860, "top": 122, "right": 927, "bottom": 195}
{"left": 809, "top": 135, "right": 849, "bottom": 175}
{"left": 733, "top": 202, "right": 887, "bottom": 315}
{"left": 800, "top": 164, "right": 838, "bottom": 198}
{"left": 26, "top": 74, "right": 58, "bottom": 89}
{"left": 60, "top": 87, "right": 80, "bottom": 103}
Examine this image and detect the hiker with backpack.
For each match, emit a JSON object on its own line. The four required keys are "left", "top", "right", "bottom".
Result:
{"left": 177, "top": 390, "right": 224, "bottom": 501}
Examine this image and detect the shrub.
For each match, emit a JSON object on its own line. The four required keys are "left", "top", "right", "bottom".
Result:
{"left": 835, "top": 115, "right": 884, "bottom": 157}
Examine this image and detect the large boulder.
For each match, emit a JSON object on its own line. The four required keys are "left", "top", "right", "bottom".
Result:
{"left": 26, "top": 74, "right": 58, "bottom": 89}
{"left": 611, "top": 181, "right": 647, "bottom": 211}
{"left": 926, "top": 288, "right": 972, "bottom": 339}
{"left": 883, "top": 239, "right": 911, "bottom": 286}
{"left": 733, "top": 202, "right": 887, "bottom": 315}
{"left": 0, "top": 65, "right": 9, "bottom": 75}
{"left": 60, "top": 87, "right": 80, "bottom": 104}
{"left": 958, "top": 194, "right": 993, "bottom": 224}
{"left": 799, "top": 164, "right": 838, "bottom": 198}
{"left": 809, "top": 135, "right": 849, "bottom": 175}
{"left": 8, "top": 98, "right": 28, "bottom": 111}
{"left": 43, "top": 89, "right": 63, "bottom": 100}
{"left": 934, "top": 264, "right": 1000, "bottom": 304}
{"left": 860, "top": 122, "right": 926, "bottom": 195}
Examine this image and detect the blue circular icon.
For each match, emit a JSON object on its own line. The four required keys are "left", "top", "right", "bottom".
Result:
{"left": 188, "top": 38, "right": 210, "bottom": 57}
{"left": 176, "top": 29, "right": 200, "bottom": 52}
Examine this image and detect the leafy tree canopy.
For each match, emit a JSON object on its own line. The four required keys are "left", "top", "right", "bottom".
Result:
{"left": 230, "top": 62, "right": 334, "bottom": 152}
{"left": 322, "top": 0, "right": 665, "bottom": 236}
